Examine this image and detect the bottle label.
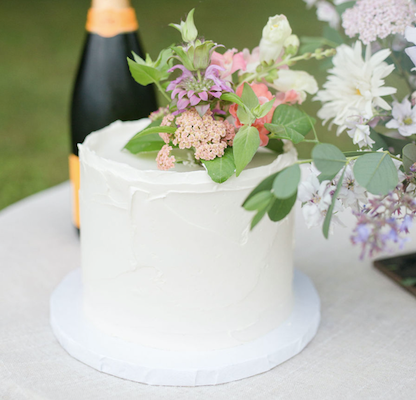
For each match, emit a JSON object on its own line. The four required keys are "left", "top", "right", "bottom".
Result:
{"left": 69, "top": 154, "right": 81, "bottom": 228}
{"left": 86, "top": 7, "right": 138, "bottom": 37}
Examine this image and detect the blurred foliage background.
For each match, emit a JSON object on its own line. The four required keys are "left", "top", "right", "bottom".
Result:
{"left": 0, "top": 0, "right": 349, "bottom": 210}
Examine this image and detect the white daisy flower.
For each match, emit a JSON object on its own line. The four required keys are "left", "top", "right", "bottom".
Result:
{"left": 315, "top": 41, "right": 396, "bottom": 135}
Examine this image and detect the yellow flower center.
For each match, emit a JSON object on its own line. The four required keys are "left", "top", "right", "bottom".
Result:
{"left": 404, "top": 117, "right": 413, "bottom": 125}
{"left": 356, "top": 88, "right": 362, "bottom": 96}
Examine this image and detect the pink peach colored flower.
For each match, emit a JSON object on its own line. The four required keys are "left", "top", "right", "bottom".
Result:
{"left": 211, "top": 49, "right": 247, "bottom": 81}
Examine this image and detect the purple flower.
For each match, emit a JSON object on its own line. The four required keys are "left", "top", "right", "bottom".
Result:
{"left": 166, "top": 64, "right": 233, "bottom": 113}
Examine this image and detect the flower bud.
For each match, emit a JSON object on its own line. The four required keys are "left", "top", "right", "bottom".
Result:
{"left": 170, "top": 9, "right": 198, "bottom": 43}
{"left": 259, "top": 15, "right": 292, "bottom": 63}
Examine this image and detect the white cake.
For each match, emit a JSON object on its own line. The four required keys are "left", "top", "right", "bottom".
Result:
{"left": 78, "top": 119, "right": 297, "bottom": 352}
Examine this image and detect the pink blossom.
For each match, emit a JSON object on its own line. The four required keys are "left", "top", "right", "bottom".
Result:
{"left": 342, "top": 0, "right": 416, "bottom": 45}
{"left": 211, "top": 49, "right": 247, "bottom": 80}
{"left": 156, "top": 145, "right": 176, "bottom": 170}
{"left": 275, "top": 89, "right": 303, "bottom": 105}
{"left": 240, "top": 47, "right": 261, "bottom": 74}
{"left": 156, "top": 109, "right": 236, "bottom": 167}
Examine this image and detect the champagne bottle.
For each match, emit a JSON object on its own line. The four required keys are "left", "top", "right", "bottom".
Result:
{"left": 69, "top": 0, "right": 157, "bottom": 229}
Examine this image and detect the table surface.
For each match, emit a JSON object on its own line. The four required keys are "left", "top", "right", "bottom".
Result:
{"left": 1, "top": 182, "right": 415, "bottom": 400}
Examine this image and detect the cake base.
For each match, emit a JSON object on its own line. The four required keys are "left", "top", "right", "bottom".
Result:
{"left": 50, "top": 269, "right": 320, "bottom": 386}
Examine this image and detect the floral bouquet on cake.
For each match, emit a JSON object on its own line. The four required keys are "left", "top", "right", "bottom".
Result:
{"left": 125, "top": 2, "right": 416, "bottom": 258}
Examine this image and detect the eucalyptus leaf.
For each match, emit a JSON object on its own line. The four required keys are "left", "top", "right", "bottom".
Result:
{"left": 323, "top": 26, "right": 344, "bottom": 45}
{"left": 272, "top": 164, "right": 301, "bottom": 199}
{"left": 251, "top": 206, "right": 271, "bottom": 230}
{"left": 312, "top": 143, "right": 346, "bottom": 178}
{"left": 353, "top": 152, "right": 398, "bottom": 196}
{"left": 268, "top": 192, "right": 297, "bottom": 222}
{"left": 322, "top": 167, "right": 345, "bottom": 239}
{"left": 202, "top": 147, "right": 235, "bottom": 183}
{"left": 242, "top": 172, "right": 279, "bottom": 207}
{"left": 244, "top": 190, "right": 274, "bottom": 211}
{"left": 233, "top": 126, "right": 260, "bottom": 176}
{"left": 241, "top": 83, "right": 259, "bottom": 110}
{"left": 402, "top": 143, "right": 416, "bottom": 174}
{"left": 266, "top": 139, "right": 284, "bottom": 154}
{"left": 124, "top": 133, "right": 165, "bottom": 154}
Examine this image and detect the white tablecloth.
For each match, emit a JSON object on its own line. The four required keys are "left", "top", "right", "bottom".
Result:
{"left": 0, "top": 182, "right": 415, "bottom": 400}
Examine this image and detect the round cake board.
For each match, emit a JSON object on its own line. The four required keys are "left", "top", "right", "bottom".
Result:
{"left": 50, "top": 269, "right": 320, "bottom": 387}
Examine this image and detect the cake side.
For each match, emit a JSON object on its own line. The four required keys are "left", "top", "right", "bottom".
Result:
{"left": 79, "top": 119, "right": 297, "bottom": 351}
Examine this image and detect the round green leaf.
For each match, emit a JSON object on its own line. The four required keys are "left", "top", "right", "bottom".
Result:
{"left": 353, "top": 153, "right": 398, "bottom": 196}
{"left": 312, "top": 143, "right": 346, "bottom": 178}
{"left": 272, "top": 164, "right": 301, "bottom": 199}
{"left": 243, "top": 190, "right": 274, "bottom": 211}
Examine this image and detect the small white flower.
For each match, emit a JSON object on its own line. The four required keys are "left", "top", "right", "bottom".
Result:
{"left": 259, "top": 15, "right": 292, "bottom": 62}
{"left": 316, "top": 1, "right": 340, "bottom": 29}
{"left": 315, "top": 41, "right": 396, "bottom": 135}
{"left": 284, "top": 34, "right": 300, "bottom": 49}
{"left": 337, "top": 164, "right": 368, "bottom": 211}
{"left": 271, "top": 70, "right": 318, "bottom": 102}
{"left": 298, "top": 172, "right": 343, "bottom": 229}
{"left": 345, "top": 117, "right": 375, "bottom": 148}
{"left": 405, "top": 27, "right": 416, "bottom": 70}
{"left": 303, "top": 0, "right": 318, "bottom": 8}
{"left": 386, "top": 97, "right": 416, "bottom": 137}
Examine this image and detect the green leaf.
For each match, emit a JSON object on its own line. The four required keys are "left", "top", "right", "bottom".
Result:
{"left": 323, "top": 26, "right": 344, "bottom": 45}
{"left": 125, "top": 126, "right": 177, "bottom": 146}
{"left": 266, "top": 139, "right": 284, "bottom": 154}
{"left": 402, "top": 143, "right": 416, "bottom": 174}
{"left": 237, "top": 106, "right": 252, "bottom": 125}
{"left": 335, "top": 1, "right": 355, "bottom": 15}
{"left": 402, "top": 277, "right": 416, "bottom": 287}
{"left": 220, "top": 92, "right": 245, "bottom": 107}
{"left": 202, "top": 147, "right": 235, "bottom": 183}
{"left": 272, "top": 164, "right": 301, "bottom": 199}
{"left": 265, "top": 105, "right": 315, "bottom": 144}
{"left": 128, "top": 58, "right": 162, "bottom": 85}
{"left": 265, "top": 123, "right": 306, "bottom": 144}
{"left": 251, "top": 206, "right": 270, "bottom": 230}
{"left": 233, "top": 126, "right": 260, "bottom": 176}
{"left": 268, "top": 192, "right": 297, "bottom": 222}
{"left": 241, "top": 83, "right": 259, "bottom": 110}
{"left": 244, "top": 190, "right": 274, "bottom": 211}
{"left": 254, "top": 99, "right": 275, "bottom": 119}
{"left": 353, "top": 153, "right": 399, "bottom": 196}
{"left": 242, "top": 172, "right": 279, "bottom": 207}
{"left": 312, "top": 143, "right": 346, "bottom": 179}
{"left": 171, "top": 46, "right": 195, "bottom": 70}
{"left": 322, "top": 167, "right": 345, "bottom": 239}
{"left": 124, "top": 133, "right": 165, "bottom": 154}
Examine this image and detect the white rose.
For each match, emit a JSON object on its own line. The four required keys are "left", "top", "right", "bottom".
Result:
{"left": 259, "top": 15, "right": 292, "bottom": 63}
{"left": 272, "top": 70, "right": 318, "bottom": 102}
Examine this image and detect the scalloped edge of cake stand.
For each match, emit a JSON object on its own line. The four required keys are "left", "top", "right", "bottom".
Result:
{"left": 50, "top": 268, "right": 320, "bottom": 387}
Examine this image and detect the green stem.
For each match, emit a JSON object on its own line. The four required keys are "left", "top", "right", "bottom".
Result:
{"left": 155, "top": 81, "right": 171, "bottom": 103}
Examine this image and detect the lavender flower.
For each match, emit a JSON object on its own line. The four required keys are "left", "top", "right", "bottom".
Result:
{"left": 351, "top": 185, "right": 416, "bottom": 258}
{"left": 166, "top": 65, "right": 233, "bottom": 113}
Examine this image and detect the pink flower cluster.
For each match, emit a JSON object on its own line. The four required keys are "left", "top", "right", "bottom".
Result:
{"left": 342, "top": 0, "right": 416, "bottom": 45}
{"left": 156, "top": 145, "right": 176, "bottom": 171}
{"left": 156, "top": 109, "right": 236, "bottom": 170}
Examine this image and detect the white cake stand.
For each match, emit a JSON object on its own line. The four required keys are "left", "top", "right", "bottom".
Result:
{"left": 50, "top": 269, "right": 320, "bottom": 386}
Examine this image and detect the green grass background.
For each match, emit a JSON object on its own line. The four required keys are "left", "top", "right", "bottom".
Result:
{"left": 0, "top": 0, "right": 348, "bottom": 210}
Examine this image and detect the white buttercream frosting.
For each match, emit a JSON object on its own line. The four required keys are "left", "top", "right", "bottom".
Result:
{"left": 79, "top": 119, "right": 297, "bottom": 351}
